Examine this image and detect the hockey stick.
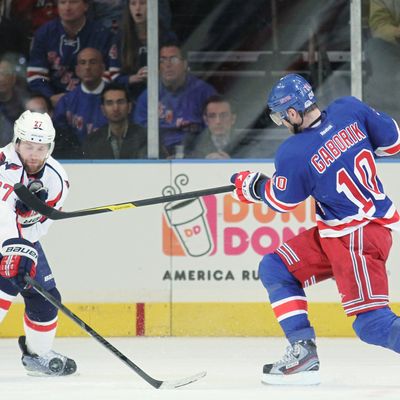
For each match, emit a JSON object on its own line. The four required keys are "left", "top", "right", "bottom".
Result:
{"left": 14, "top": 183, "right": 235, "bottom": 221}
{"left": 24, "top": 275, "right": 206, "bottom": 389}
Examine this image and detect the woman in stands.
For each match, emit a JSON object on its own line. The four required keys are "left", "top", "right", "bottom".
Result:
{"left": 115, "top": 0, "right": 176, "bottom": 99}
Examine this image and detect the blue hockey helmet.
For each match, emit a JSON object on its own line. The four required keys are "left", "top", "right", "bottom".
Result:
{"left": 266, "top": 74, "right": 316, "bottom": 126}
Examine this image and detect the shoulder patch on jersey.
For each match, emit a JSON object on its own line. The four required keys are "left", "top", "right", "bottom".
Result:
{"left": 0, "top": 152, "right": 21, "bottom": 170}
{"left": 275, "top": 176, "right": 287, "bottom": 191}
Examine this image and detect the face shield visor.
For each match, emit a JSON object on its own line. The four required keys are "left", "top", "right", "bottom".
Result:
{"left": 269, "top": 109, "right": 287, "bottom": 126}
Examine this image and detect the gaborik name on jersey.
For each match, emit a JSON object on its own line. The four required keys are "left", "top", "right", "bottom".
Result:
{"left": 311, "top": 122, "right": 367, "bottom": 174}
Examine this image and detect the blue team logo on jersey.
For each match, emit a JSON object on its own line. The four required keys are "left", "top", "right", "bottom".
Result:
{"left": 0, "top": 152, "right": 21, "bottom": 170}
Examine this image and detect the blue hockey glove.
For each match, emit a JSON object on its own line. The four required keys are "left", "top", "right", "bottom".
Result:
{"left": 0, "top": 238, "right": 38, "bottom": 290}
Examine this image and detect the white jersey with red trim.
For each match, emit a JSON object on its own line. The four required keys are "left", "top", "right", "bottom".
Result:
{"left": 0, "top": 143, "right": 69, "bottom": 245}
{"left": 260, "top": 96, "right": 400, "bottom": 238}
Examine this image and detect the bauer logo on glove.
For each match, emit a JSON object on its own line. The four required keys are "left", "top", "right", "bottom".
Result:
{"left": 0, "top": 238, "right": 38, "bottom": 290}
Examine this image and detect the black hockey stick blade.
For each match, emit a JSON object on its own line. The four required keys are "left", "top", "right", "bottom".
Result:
{"left": 14, "top": 183, "right": 235, "bottom": 220}
{"left": 24, "top": 275, "right": 206, "bottom": 389}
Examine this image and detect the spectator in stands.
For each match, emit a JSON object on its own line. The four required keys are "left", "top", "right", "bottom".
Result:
{"left": 369, "top": 0, "right": 400, "bottom": 46}
{"left": 27, "top": 0, "right": 119, "bottom": 108}
{"left": 365, "top": 0, "right": 400, "bottom": 121}
{"left": 11, "top": 0, "right": 58, "bottom": 38}
{"left": 0, "top": 56, "right": 20, "bottom": 145}
{"left": 53, "top": 47, "right": 108, "bottom": 157}
{"left": 82, "top": 83, "right": 148, "bottom": 159}
{"left": 0, "top": 111, "right": 12, "bottom": 147}
{"left": 24, "top": 92, "right": 53, "bottom": 116}
{"left": 115, "top": 0, "right": 176, "bottom": 99}
{"left": 134, "top": 41, "right": 217, "bottom": 157}
{"left": 89, "top": 0, "right": 172, "bottom": 33}
{"left": 184, "top": 95, "right": 243, "bottom": 159}
{"left": 0, "top": 58, "right": 27, "bottom": 125}
{"left": 0, "top": 1, "right": 29, "bottom": 59}
{"left": 89, "top": 0, "right": 122, "bottom": 33}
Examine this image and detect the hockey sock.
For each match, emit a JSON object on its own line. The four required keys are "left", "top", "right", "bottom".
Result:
{"left": 23, "top": 287, "right": 60, "bottom": 356}
{"left": 353, "top": 307, "right": 400, "bottom": 352}
{"left": 24, "top": 314, "right": 58, "bottom": 356}
{"left": 0, "top": 289, "right": 17, "bottom": 323}
{"left": 259, "top": 253, "right": 315, "bottom": 343}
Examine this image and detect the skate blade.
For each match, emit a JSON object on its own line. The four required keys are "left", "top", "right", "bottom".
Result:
{"left": 262, "top": 370, "right": 320, "bottom": 386}
{"left": 26, "top": 370, "right": 80, "bottom": 378}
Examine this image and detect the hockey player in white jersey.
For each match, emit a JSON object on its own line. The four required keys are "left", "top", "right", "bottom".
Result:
{"left": 0, "top": 110, "right": 76, "bottom": 376}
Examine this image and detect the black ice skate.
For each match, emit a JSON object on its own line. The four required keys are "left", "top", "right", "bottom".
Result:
{"left": 262, "top": 339, "right": 320, "bottom": 385}
{"left": 18, "top": 336, "right": 77, "bottom": 376}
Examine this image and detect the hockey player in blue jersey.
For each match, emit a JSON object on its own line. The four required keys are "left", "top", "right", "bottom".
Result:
{"left": 231, "top": 74, "right": 400, "bottom": 385}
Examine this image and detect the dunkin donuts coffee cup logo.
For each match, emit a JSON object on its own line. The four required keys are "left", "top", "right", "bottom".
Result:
{"left": 162, "top": 174, "right": 217, "bottom": 257}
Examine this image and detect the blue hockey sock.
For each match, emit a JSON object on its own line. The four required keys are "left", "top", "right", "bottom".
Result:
{"left": 259, "top": 253, "right": 315, "bottom": 343}
{"left": 23, "top": 287, "right": 60, "bottom": 322}
{"left": 353, "top": 307, "right": 400, "bottom": 352}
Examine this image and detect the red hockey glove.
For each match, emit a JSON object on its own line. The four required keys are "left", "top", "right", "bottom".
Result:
{"left": 0, "top": 238, "right": 38, "bottom": 290}
{"left": 230, "top": 171, "right": 267, "bottom": 203}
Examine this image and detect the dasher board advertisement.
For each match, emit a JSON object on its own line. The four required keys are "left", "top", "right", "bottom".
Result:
{"left": 40, "top": 161, "right": 400, "bottom": 303}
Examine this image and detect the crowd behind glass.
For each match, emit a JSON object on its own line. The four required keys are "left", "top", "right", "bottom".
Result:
{"left": 0, "top": 0, "right": 396, "bottom": 159}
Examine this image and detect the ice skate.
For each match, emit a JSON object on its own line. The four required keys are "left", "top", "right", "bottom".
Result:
{"left": 18, "top": 336, "right": 77, "bottom": 376}
{"left": 262, "top": 339, "right": 320, "bottom": 385}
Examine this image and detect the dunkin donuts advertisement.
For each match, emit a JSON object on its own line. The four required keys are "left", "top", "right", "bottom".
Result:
{"left": 158, "top": 168, "right": 320, "bottom": 302}
{"left": 44, "top": 161, "right": 400, "bottom": 303}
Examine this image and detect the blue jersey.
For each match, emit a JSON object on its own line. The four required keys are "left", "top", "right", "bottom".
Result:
{"left": 53, "top": 82, "right": 108, "bottom": 143}
{"left": 27, "top": 18, "right": 119, "bottom": 98}
{"left": 134, "top": 74, "right": 217, "bottom": 148}
{"left": 260, "top": 96, "right": 400, "bottom": 237}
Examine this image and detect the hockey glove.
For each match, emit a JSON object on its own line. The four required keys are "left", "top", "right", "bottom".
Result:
{"left": 230, "top": 171, "right": 267, "bottom": 204}
{"left": 15, "top": 180, "right": 48, "bottom": 227}
{"left": 0, "top": 238, "right": 38, "bottom": 290}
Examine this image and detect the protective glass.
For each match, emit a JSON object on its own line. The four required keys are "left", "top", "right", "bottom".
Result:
{"left": 205, "top": 111, "right": 232, "bottom": 121}
{"left": 159, "top": 56, "right": 183, "bottom": 65}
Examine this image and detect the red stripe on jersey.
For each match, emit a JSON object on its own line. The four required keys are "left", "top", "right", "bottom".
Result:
{"left": 317, "top": 218, "right": 368, "bottom": 232}
{"left": 47, "top": 190, "right": 63, "bottom": 208}
{"left": 318, "top": 212, "right": 400, "bottom": 233}
{"left": 39, "top": 215, "right": 48, "bottom": 223}
{"left": 374, "top": 211, "right": 400, "bottom": 226}
{"left": 24, "top": 314, "right": 57, "bottom": 332}
{"left": 383, "top": 142, "right": 400, "bottom": 155}
{"left": 264, "top": 180, "right": 299, "bottom": 212}
{"left": 272, "top": 298, "right": 308, "bottom": 319}
{"left": 102, "top": 71, "right": 111, "bottom": 83}
{"left": 0, "top": 298, "right": 12, "bottom": 311}
{"left": 109, "top": 70, "right": 121, "bottom": 80}
{"left": 26, "top": 70, "right": 49, "bottom": 79}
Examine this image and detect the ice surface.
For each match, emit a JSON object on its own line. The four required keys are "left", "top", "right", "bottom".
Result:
{"left": 1, "top": 337, "right": 399, "bottom": 400}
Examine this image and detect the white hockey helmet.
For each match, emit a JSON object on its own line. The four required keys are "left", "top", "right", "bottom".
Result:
{"left": 13, "top": 110, "right": 56, "bottom": 156}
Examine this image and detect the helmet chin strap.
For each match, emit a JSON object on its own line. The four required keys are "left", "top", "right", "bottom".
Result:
{"left": 287, "top": 112, "right": 304, "bottom": 134}
{"left": 292, "top": 122, "right": 302, "bottom": 133}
